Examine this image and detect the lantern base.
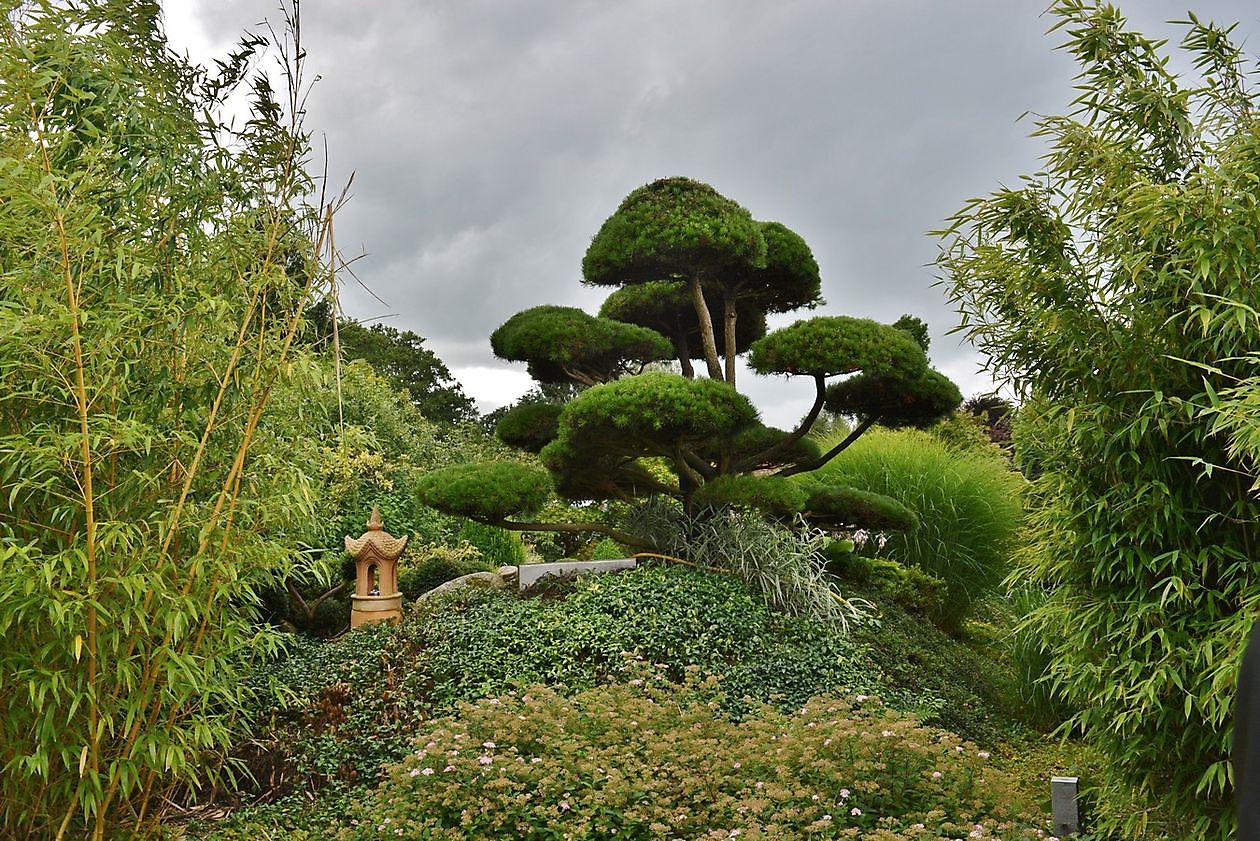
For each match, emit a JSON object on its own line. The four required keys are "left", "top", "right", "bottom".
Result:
{"left": 350, "top": 592, "right": 403, "bottom": 628}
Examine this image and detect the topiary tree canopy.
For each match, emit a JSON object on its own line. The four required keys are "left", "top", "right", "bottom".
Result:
{"left": 417, "top": 176, "right": 960, "bottom": 546}
{"left": 490, "top": 305, "right": 672, "bottom": 385}
{"left": 599, "top": 280, "right": 767, "bottom": 379}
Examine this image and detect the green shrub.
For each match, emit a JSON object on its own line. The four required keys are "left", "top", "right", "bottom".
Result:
{"left": 219, "top": 566, "right": 884, "bottom": 815}
{"left": 928, "top": 409, "right": 1001, "bottom": 456}
{"left": 335, "top": 669, "right": 1043, "bottom": 839}
{"left": 1005, "top": 584, "right": 1078, "bottom": 730}
{"left": 823, "top": 542, "right": 946, "bottom": 620}
{"left": 414, "top": 461, "right": 551, "bottom": 521}
{"left": 806, "top": 427, "right": 1024, "bottom": 632}
{"left": 396, "top": 542, "right": 494, "bottom": 600}
{"left": 234, "top": 624, "right": 404, "bottom": 799}
{"left": 588, "top": 536, "right": 627, "bottom": 560}
{"left": 454, "top": 518, "right": 527, "bottom": 567}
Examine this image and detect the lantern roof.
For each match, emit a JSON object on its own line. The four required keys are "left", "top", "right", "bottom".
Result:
{"left": 344, "top": 506, "right": 409, "bottom": 563}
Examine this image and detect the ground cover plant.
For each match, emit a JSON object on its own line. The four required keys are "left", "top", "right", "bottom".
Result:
{"left": 937, "top": 3, "right": 1260, "bottom": 836}
{"left": 267, "top": 668, "right": 1047, "bottom": 840}
{"left": 211, "top": 567, "right": 882, "bottom": 811}
{"left": 805, "top": 427, "right": 1025, "bottom": 632}
{"left": 188, "top": 563, "right": 1062, "bottom": 838}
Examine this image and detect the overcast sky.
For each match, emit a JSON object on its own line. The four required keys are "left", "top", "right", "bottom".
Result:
{"left": 163, "top": 1, "right": 1259, "bottom": 427}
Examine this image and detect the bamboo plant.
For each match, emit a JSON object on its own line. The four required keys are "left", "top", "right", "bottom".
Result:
{"left": 0, "top": 3, "right": 338, "bottom": 837}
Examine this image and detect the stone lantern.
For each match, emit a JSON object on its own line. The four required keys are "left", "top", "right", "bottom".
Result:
{"left": 344, "top": 506, "right": 408, "bottom": 628}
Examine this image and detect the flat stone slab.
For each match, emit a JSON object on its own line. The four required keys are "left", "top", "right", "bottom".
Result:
{"left": 518, "top": 558, "right": 637, "bottom": 590}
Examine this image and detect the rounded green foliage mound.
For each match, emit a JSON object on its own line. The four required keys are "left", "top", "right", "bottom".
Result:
{"left": 539, "top": 441, "right": 665, "bottom": 503}
{"left": 705, "top": 423, "right": 821, "bottom": 469}
{"left": 747, "top": 315, "right": 926, "bottom": 379}
{"left": 398, "top": 549, "right": 495, "bottom": 601}
{"left": 826, "top": 367, "right": 962, "bottom": 429}
{"left": 414, "top": 462, "right": 551, "bottom": 522}
{"left": 341, "top": 675, "right": 1041, "bottom": 840}
{"left": 493, "top": 401, "right": 562, "bottom": 452}
{"left": 808, "top": 427, "right": 1025, "bottom": 632}
{"left": 489, "top": 305, "right": 672, "bottom": 383}
{"left": 804, "top": 484, "right": 919, "bottom": 532}
{"left": 582, "top": 176, "right": 766, "bottom": 286}
{"left": 692, "top": 474, "right": 807, "bottom": 518}
{"left": 599, "top": 280, "right": 768, "bottom": 356}
{"left": 587, "top": 537, "right": 627, "bottom": 560}
{"left": 557, "top": 371, "right": 758, "bottom": 450}
{"left": 822, "top": 546, "right": 946, "bottom": 620}
{"left": 741, "top": 220, "right": 823, "bottom": 313}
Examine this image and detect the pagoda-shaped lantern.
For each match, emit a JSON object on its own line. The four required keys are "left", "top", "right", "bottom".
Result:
{"left": 344, "top": 506, "right": 408, "bottom": 628}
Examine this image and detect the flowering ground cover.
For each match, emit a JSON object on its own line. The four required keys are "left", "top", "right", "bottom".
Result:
{"left": 332, "top": 665, "right": 1054, "bottom": 839}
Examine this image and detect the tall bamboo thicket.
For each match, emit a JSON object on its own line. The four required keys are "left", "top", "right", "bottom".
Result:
{"left": 0, "top": 2, "right": 336, "bottom": 836}
{"left": 938, "top": 3, "right": 1260, "bottom": 837}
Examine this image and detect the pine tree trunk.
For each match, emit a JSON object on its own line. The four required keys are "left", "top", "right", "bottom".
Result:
{"left": 688, "top": 274, "right": 722, "bottom": 380}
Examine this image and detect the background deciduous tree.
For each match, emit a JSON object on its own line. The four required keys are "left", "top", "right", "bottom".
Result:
{"left": 336, "top": 320, "right": 478, "bottom": 426}
{"left": 937, "top": 3, "right": 1260, "bottom": 836}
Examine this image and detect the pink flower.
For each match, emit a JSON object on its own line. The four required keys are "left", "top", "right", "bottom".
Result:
{"left": 443, "top": 765, "right": 454, "bottom": 772}
{"left": 839, "top": 788, "right": 850, "bottom": 798}
{"left": 482, "top": 741, "right": 496, "bottom": 749}
{"left": 559, "top": 801, "right": 570, "bottom": 811}
{"left": 732, "top": 762, "right": 741, "bottom": 768}
{"left": 421, "top": 767, "right": 434, "bottom": 776}
{"left": 932, "top": 771, "right": 943, "bottom": 779}
{"left": 408, "top": 767, "right": 421, "bottom": 777}
{"left": 821, "top": 814, "right": 832, "bottom": 821}
{"left": 978, "top": 750, "right": 990, "bottom": 759}
{"left": 478, "top": 756, "right": 493, "bottom": 765}
{"left": 850, "top": 807, "right": 861, "bottom": 816}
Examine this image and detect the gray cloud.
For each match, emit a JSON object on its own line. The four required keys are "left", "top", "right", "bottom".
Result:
{"left": 177, "top": 0, "right": 1260, "bottom": 423}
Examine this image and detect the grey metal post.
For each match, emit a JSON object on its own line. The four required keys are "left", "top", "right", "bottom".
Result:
{"left": 1051, "top": 775, "right": 1080, "bottom": 836}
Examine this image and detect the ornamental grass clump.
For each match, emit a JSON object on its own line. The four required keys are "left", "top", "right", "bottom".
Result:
{"left": 628, "top": 498, "right": 866, "bottom": 627}
{"left": 806, "top": 427, "right": 1024, "bottom": 631}
{"left": 336, "top": 665, "right": 1044, "bottom": 840}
